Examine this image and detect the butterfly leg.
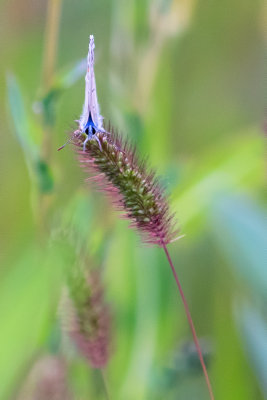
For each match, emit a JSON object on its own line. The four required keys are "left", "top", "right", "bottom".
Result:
{"left": 83, "top": 135, "right": 90, "bottom": 151}
{"left": 94, "top": 133, "right": 103, "bottom": 151}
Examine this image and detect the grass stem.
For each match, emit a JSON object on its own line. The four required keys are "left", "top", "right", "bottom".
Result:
{"left": 100, "top": 368, "right": 110, "bottom": 400}
{"left": 42, "top": 0, "right": 63, "bottom": 90}
{"left": 35, "top": 0, "right": 63, "bottom": 235}
{"left": 41, "top": 0, "right": 63, "bottom": 162}
{"left": 162, "top": 242, "right": 215, "bottom": 400}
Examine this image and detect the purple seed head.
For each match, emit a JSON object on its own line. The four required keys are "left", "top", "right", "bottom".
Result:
{"left": 73, "top": 130, "right": 179, "bottom": 246}
{"left": 16, "top": 356, "right": 71, "bottom": 400}
{"left": 63, "top": 269, "right": 110, "bottom": 369}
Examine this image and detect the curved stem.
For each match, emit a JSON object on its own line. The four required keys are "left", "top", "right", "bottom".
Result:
{"left": 162, "top": 242, "right": 214, "bottom": 400}
{"left": 100, "top": 368, "right": 110, "bottom": 400}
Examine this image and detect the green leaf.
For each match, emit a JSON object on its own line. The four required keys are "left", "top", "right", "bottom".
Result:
{"left": 34, "top": 158, "right": 54, "bottom": 193}
{"left": 210, "top": 195, "right": 267, "bottom": 296}
{"left": 56, "top": 58, "right": 86, "bottom": 89}
{"left": 6, "top": 73, "right": 36, "bottom": 159}
{"left": 37, "top": 59, "right": 86, "bottom": 127}
{"left": 236, "top": 304, "right": 267, "bottom": 398}
{"left": 61, "top": 192, "right": 94, "bottom": 250}
{"left": 172, "top": 132, "right": 263, "bottom": 232}
{"left": 0, "top": 242, "right": 68, "bottom": 400}
{"left": 41, "top": 88, "right": 61, "bottom": 127}
{"left": 6, "top": 74, "right": 54, "bottom": 193}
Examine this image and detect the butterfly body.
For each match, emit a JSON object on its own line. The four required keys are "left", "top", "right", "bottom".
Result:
{"left": 83, "top": 112, "right": 98, "bottom": 138}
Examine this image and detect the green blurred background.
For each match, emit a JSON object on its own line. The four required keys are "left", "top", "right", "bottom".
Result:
{"left": 0, "top": 0, "right": 265, "bottom": 399}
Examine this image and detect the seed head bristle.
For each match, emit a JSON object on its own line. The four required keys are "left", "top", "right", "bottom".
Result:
{"left": 73, "top": 130, "right": 179, "bottom": 246}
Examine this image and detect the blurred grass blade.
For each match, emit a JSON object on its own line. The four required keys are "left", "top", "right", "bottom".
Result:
{"left": 60, "top": 192, "right": 95, "bottom": 253}
{"left": 6, "top": 74, "right": 54, "bottom": 193}
{"left": 236, "top": 304, "right": 267, "bottom": 398}
{"left": 172, "top": 133, "right": 263, "bottom": 232}
{"left": 37, "top": 58, "right": 86, "bottom": 127}
{"left": 210, "top": 196, "right": 267, "bottom": 296}
{"left": 0, "top": 241, "right": 72, "bottom": 400}
{"left": 56, "top": 58, "right": 87, "bottom": 89}
{"left": 60, "top": 191, "right": 111, "bottom": 262}
{"left": 41, "top": 87, "right": 61, "bottom": 126}
{"left": 118, "top": 245, "right": 161, "bottom": 399}
{"left": 34, "top": 159, "right": 54, "bottom": 193}
{"left": 6, "top": 73, "right": 36, "bottom": 158}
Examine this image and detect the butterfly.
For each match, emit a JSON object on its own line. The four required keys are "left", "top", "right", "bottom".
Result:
{"left": 58, "top": 35, "right": 106, "bottom": 151}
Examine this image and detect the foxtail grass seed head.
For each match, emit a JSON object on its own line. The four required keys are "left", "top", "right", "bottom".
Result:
{"left": 16, "top": 356, "right": 72, "bottom": 400}
{"left": 74, "top": 131, "right": 178, "bottom": 246}
{"left": 62, "top": 270, "right": 110, "bottom": 369}
{"left": 59, "top": 34, "right": 179, "bottom": 245}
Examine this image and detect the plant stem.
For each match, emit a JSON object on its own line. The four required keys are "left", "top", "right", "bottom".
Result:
{"left": 162, "top": 242, "right": 215, "bottom": 400}
{"left": 41, "top": 0, "right": 63, "bottom": 162}
{"left": 35, "top": 0, "right": 62, "bottom": 235}
{"left": 42, "top": 0, "right": 62, "bottom": 90}
{"left": 99, "top": 368, "right": 110, "bottom": 400}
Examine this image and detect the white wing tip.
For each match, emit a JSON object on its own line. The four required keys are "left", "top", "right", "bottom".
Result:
{"left": 89, "top": 35, "right": 95, "bottom": 52}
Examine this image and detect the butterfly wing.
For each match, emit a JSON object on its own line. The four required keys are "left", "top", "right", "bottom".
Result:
{"left": 79, "top": 35, "right": 103, "bottom": 132}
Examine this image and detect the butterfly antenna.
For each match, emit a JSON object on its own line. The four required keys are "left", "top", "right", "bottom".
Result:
{"left": 57, "top": 131, "right": 79, "bottom": 151}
